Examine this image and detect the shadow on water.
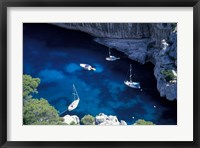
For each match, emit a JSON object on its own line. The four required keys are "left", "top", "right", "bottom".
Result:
{"left": 24, "top": 23, "right": 177, "bottom": 125}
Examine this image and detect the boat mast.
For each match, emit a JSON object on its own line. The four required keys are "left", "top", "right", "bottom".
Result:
{"left": 109, "top": 48, "right": 111, "bottom": 57}
{"left": 130, "top": 64, "right": 132, "bottom": 82}
{"left": 73, "top": 84, "right": 79, "bottom": 100}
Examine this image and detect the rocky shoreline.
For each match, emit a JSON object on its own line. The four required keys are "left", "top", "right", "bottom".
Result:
{"left": 63, "top": 113, "right": 157, "bottom": 125}
{"left": 52, "top": 23, "right": 177, "bottom": 100}
{"left": 63, "top": 113, "right": 128, "bottom": 125}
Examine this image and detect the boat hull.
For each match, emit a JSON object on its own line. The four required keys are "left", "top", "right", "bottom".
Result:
{"left": 124, "top": 81, "right": 141, "bottom": 89}
{"left": 80, "top": 63, "right": 96, "bottom": 71}
{"left": 68, "top": 99, "right": 80, "bottom": 111}
{"left": 106, "top": 56, "right": 120, "bottom": 61}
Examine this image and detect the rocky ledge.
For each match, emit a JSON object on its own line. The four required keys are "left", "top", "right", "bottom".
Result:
{"left": 53, "top": 23, "right": 177, "bottom": 100}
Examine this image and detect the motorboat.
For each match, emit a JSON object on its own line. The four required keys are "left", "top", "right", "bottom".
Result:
{"left": 80, "top": 63, "right": 96, "bottom": 71}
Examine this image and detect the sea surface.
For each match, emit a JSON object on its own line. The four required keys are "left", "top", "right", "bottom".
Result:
{"left": 23, "top": 23, "right": 177, "bottom": 125}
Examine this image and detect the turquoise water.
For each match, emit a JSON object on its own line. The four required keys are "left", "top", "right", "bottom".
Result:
{"left": 23, "top": 23, "right": 177, "bottom": 125}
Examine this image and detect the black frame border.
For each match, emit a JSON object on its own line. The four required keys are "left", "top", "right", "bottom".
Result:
{"left": 0, "top": 0, "right": 199, "bottom": 148}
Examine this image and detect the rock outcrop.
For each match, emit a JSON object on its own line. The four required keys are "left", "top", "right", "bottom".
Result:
{"left": 53, "top": 23, "right": 177, "bottom": 100}
{"left": 63, "top": 115, "right": 80, "bottom": 125}
{"left": 95, "top": 113, "right": 127, "bottom": 125}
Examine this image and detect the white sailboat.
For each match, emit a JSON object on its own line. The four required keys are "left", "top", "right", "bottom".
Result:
{"left": 68, "top": 84, "right": 80, "bottom": 111}
{"left": 106, "top": 48, "right": 120, "bottom": 61}
{"left": 124, "top": 64, "right": 141, "bottom": 89}
{"left": 80, "top": 63, "right": 96, "bottom": 71}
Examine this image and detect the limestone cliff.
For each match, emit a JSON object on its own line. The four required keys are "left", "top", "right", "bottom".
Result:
{"left": 54, "top": 23, "right": 151, "bottom": 38}
{"left": 53, "top": 23, "right": 177, "bottom": 100}
{"left": 53, "top": 23, "right": 171, "bottom": 46}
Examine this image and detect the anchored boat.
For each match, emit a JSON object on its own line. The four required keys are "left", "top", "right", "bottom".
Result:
{"left": 106, "top": 48, "right": 120, "bottom": 61}
{"left": 80, "top": 63, "right": 96, "bottom": 71}
{"left": 68, "top": 84, "right": 80, "bottom": 111}
{"left": 124, "top": 64, "right": 141, "bottom": 89}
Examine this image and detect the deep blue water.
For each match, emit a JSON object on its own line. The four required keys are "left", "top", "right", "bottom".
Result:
{"left": 23, "top": 23, "right": 177, "bottom": 125}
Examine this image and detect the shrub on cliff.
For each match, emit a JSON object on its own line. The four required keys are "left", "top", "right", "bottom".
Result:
{"left": 171, "top": 23, "right": 177, "bottom": 32}
{"left": 134, "top": 119, "right": 155, "bottom": 125}
{"left": 160, "top": 70, "right": 177, "bottom": 82}
{"left": 81, "top": 115, "right": 95, "bottom": 125}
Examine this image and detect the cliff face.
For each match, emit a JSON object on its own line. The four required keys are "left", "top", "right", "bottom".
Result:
{"left": 54, "top": 23, "right": 151, "bottom": 38}
{"left": 53, "top": 23, "right": 171, "bottom": 46}
{"left": 53, "top": 23, "right": 177, "bottom": 100}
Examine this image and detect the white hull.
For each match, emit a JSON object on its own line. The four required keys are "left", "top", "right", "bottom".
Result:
{"left": 80, "top": 63, "right": 96, "bottom": 71}
{"left": 124, "top": 81, "right": 141, "bottom": 89}
{"left": 106, "top": 56, "right": 120, "bottom": 61}
{"left": 68, "top": 99, "right": 80, "bottom": 111}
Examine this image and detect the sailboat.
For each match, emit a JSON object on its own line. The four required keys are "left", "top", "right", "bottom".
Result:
{"left": 68, "top": 84, "right": 80, "bottom": 111}
{"left": 106, "top": 48, "right": 120, "bottom": 61}
{"left": 124, "top": 64, "right": 141, "bottom": 89}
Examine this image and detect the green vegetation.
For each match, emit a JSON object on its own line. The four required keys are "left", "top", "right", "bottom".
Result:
{"left": 134, "top": 119, "right": 155, "bottom": 125}
{"left": 23, "top": 74, "right": 64, "bottom": 125}
{"left": 23, "top": 74, "right": 40, "bottom": 98}
{"left": 70, "top": 121, "right": 77, "bottom": 125}
{"left": 23, "top": 98, "right": 64, "bottom": 125}
{"left": 160, "top": 69, "right": 177, "bottom": 82}
{"left": 81, "top": 115, "right": 95, "bottom": 125}
{"left": 171, "top": 23, "right": 177, "bottom": 32}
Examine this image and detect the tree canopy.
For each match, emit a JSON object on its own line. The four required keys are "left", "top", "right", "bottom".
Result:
{"left": 23, "top": 98, "right": 64, "bottom": 125}
{"left": 23, "top": 74, "right": 64, "bottom": 125}
{"left": 23, "top": 74, "right": 40, "bottom": 98}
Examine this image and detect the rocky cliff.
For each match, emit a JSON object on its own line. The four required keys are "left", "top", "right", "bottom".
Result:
{"left": 53, "top": 23, "right": 177, "bottom": 100}
{"left": 54, "top": 23, "right": 171, "bottom": 46}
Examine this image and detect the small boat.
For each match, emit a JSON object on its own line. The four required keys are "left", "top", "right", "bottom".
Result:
{"left": 80, "top": 63, "right": 96, "bottom": 71}
{"left": 106, "top": 48, "right": 120, "bottom": 61}
{"left": 124, "top": 64, "right": 141, "bottom": 89}
{"left": 68, "top": 84, "right": 80, "bottom": 111}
